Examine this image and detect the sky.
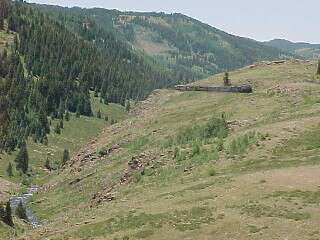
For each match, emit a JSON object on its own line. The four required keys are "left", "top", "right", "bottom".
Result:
{"left": 27, "top": 0, "right": 320, "bottom": 43}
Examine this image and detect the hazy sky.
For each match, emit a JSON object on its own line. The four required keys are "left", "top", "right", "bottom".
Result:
{"left": 27, "top": 0, "right": 320, "bottom": 43}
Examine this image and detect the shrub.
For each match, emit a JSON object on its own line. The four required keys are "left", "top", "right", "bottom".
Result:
{"left": 228, "top": 131, "right": 258, "bottom": 156}
{"left": 214, "top": 138, "right": 224, "bottom": 151}
{"left": 98, "top": 147, "right": 109, "bottom": 157}
{"left": 176, "top": 116, "right": 228, "bottom": 145}
{"left": 192, "top": 142, "right": 201, "bottom": 156}
{"left": 208, "top": 168, "right": 216, "bottom": 176}
{"left": 173, "top": 146, "right": 180, "bottom": 159}
{"left": 61, "top": 149, "right": 70, "bottom": 166}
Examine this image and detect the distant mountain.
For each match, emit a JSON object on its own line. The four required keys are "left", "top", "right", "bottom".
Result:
{"left": 34, "top": 5, "right": 292, "bottom": 80}
{"left": 265, "top": 39, "right": 320, "bottom": 59}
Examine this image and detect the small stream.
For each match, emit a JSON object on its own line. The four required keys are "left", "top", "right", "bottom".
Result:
{"left": 9, "top": 186, "right": 40, "bottom": 227}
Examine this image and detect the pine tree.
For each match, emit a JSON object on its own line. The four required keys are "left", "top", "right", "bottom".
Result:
{"left": 15, "top": 142, "right": 29, "bottom": 174}
{"left": 97, "top": 109, "right": 101, "bottom": 119}
{"left": 0, "top": 78, "right": 9, "bottom": 152}
{"left": 54, "top": 123, "right": 61, "bottom": 134}
{"left": 125, "top": 100, "right": 131, "bottom": 112}
{"left": 0, "top": 204, "right": 5, "bottom": 221}
{"left": 65, "top": 111, "right": 70, "bottom": 121}
{"left": 16, "top": 201, "right": 28, "bottom": 221}
{"left": 0, "top": 14, "right": 4, "bottom": 31}
{"left": 58, "top": 100, "right": 65, "bottom": 119}
{"left": 317, "top": 59, "right": 320, "bottom": 75}
{"left": 4, "top": 202, "right": 13, "bottom": 227}
{"left": 44, "top": 156, "right": 51, "bottom": 171}
{"left": 6, "top": 162, "right": 13, "bottom": 177}
{"left": 61, "top": 149, "right": 70, "bottom": 166}
{"left": 59, "top": 120, "right": 64, "bottom": 129}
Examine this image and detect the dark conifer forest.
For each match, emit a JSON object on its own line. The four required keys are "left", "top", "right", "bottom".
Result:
{"left": 0, "top": 0, "right": 176, "bottom": 151}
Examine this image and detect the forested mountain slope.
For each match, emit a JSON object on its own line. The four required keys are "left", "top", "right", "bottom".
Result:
{"left": 0, "top": 0, "right": 174, "bottom": 152}
{"left": 34, "top": 4, "right": 292, "bottom": 80}
{"left": 265, "top": 39, "right": 320, "bottom": 59}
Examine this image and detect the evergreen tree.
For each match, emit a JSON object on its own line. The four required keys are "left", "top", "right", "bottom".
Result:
{"left": 4, "top": 202, "right": 13, "bottom": 227}
{"left": 0, "top": 79, "right": 9, "bottom": 152}
{"left": 0, "top": 0, "right": 9, "bottom": 31}
{"left": 97, "top": 109, "right": 101, "bottom": 119}
{"left": 16, "top": 201, "right": 28, "bottom": 221}
{"left": 59, "top": 119, "right": 64, "bottom": 129}
{"left": 44, "top": 156, "right": 51, "bottom": 171}
{"left": 125, "top": 100, "right": 130, "bottom": 112}
{"left": 65, "top": 111, "right": 70, "bottom": 121}
{"left": 6, "top": 162, "right": 13, "bottom": 177}
{"left": 61, "top": 149, "right": 70, "bottom": 166}
{"left": 58, "top": 100, "right": 65, "bottom": 119}
{"left": 0, "top": 14, "right": 4, "bottom": 31}
{"left": 42, "top": 134, "right": 48, "bottom": 146}
{"left": 15, "top": 142, "right": 29, "bottom": 174}
{"left": 54, "top": 123, "right": 61, "bottom": 134}
{"left": 0, "top": 204, "right": 5, "bottom": 222}
{"left": 317, "top": 59, "right": 320, "bottom": 75}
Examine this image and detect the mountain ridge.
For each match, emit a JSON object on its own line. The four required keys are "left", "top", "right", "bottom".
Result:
{"left": 265, "top": 38, "right": 320, "bottom": 59}
{"left": 33, "top": 3, "right": 293, "bottom": 77}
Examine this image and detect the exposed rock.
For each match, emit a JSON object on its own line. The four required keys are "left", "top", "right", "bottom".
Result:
{"left": 267, "top": 85, "right": 299, "bottom": 95}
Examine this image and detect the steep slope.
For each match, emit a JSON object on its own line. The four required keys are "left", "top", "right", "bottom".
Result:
{"left": 0, "top": 0, "right": 176, "bottom": 153}
{"left": 16, "top": 60, "right": 320, "bottom": 240}
{"left": 34, "top": 5, "right": 291, "bottom": 81}
{"left": 265, "top": 39, "right": 320, "bottom": 59}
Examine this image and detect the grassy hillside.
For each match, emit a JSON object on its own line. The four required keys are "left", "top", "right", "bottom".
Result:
{"left": 11, "top": 60, "right": 320, "bottom": 240}
{"left": 265, "top": 39, "right": 320, "bottom": 59}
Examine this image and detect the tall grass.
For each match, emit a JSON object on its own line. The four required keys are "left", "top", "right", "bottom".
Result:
{"left": 227, "top": 131, "right": 259, "bottom": 156}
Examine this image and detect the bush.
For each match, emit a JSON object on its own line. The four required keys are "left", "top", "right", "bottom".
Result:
{"left": 61, "top": 149, "right": 70, "bottom": 166}
{"left": 173, "top": 146, "right": 180, "bottom": 159}
{"left": 228, "top": 131, "right": 258, "bottom": 156}
{"left": 176, "top": 116, "right": 228, "bottom": 145}
{"left": 192, "top": 142, "right": 201, "bottom": 156}
{"left": 214, "top": 138, "right": 224, "bottom": 151}
{"left": 208, "top": 168, "right": 216, "bottom": 176}
{"left": 98, "top": 147, "right": 109, "bottom": 157}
